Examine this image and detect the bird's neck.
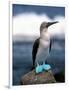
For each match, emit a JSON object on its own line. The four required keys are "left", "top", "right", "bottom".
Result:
{"left": 40, "top": 31, "right": 50, "bottom": 40}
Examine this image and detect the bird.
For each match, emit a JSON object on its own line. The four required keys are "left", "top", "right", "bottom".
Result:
{"left": 32, "top": 21, "right": 58, "bottom": 73}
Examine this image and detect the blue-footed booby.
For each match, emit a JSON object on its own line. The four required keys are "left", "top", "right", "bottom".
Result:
{"left": 32, "top": 21, "right": 58, "bottom": 73}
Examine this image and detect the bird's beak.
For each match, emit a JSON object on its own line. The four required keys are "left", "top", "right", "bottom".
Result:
{"left": 47, "top": 21, "right": 58, "bottom": 27}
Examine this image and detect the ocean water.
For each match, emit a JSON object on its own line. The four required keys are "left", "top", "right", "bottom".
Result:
{"left": 13, "top": 37, "right": 65, "bottom": 85}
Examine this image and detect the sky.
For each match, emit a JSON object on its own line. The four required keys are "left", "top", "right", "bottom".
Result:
{"left": 13, "top": 4, "right": 65, "bottom": 38}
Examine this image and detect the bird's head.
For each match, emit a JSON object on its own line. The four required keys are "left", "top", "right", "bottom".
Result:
{"left": 40, "top": 21, "right": 58, "bottom": 34}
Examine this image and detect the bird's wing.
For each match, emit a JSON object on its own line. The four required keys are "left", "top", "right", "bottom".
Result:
{"left": 32, "top": 38, "right": 40, "bottom": 67}
{"left": 49, "top": 38, "right": 52, "bottom": 53}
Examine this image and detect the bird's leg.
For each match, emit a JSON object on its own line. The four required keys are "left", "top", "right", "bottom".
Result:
{"left": 35, "top": 62, "right": 43, "bottom": 74}
{"left": 43, "top": 61, "right": 45, "bottom": 65}
{"left": 42, "top": 61, "right": 51, "bottom": 71}
{"left": 36, "top": 62, "right": 39, "bottom": 66}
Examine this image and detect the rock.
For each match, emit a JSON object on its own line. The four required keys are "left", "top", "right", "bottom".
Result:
{"left": 21, "top": 69, "right": 56, "bottom": 85}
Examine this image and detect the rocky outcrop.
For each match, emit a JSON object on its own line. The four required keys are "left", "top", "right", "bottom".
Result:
{"left": 21, "top": 69, "right": 56, "bottom": 85}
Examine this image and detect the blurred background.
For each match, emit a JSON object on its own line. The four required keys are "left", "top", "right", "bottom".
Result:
{"left": 12, "top": 4, "right": 65, "bottom": 85}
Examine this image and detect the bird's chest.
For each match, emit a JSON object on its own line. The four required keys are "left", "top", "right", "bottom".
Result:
{"left": 40, "top": 35, "right": 50, "bottom": 48}
{"left": 35, "top": 38, "right": 50, "bottom": 64}
{"left": 37, "top": 37, "right": 50, "bottom": 56}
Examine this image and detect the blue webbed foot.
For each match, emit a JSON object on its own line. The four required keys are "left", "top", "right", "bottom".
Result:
{"left": 35, "top": 64, "right": 43, "bottom": 74}
{"left": 42, "top": 62, "right": 51, "bottom": 71}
